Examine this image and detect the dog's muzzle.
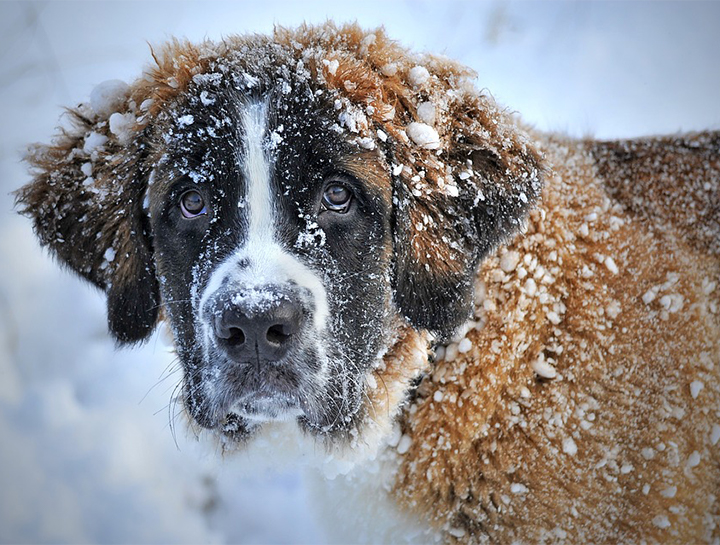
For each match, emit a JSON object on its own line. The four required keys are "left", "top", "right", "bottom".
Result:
{"left": 196, "top": 282, "right": 320, "bottom": 426}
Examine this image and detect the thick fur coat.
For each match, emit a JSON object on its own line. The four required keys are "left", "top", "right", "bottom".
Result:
{"left": 16, "top": 23, "right": 720, "bottom": 544}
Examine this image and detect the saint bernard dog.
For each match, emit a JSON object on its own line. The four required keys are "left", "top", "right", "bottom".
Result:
{"left": 17, "top": 22, "right": 720, "bottom": 544}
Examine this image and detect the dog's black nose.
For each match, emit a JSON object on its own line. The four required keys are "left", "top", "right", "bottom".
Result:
{"left": 213, "top": 289, "right": 304, "bottom": 363}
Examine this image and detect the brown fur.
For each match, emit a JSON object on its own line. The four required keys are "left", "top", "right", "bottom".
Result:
{"left": 15, "top": 22, "right": 719, "bottom": 543}
{"left": 395, "top": 134, "right": 720, "bottom": 543}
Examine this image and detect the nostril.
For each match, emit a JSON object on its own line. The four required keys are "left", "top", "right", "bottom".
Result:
{"left": 266, "top": 323, "right": 292, "bottom": 346}
{"left": 226, "top": 327, "right": 246, "bottom": 346}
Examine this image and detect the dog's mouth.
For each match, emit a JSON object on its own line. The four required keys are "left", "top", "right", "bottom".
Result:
{"left": 212, "top": 390, "right": 304, "bottom": 441}
{"left": 227, "top": 391, "right": 303, "bottom": 422}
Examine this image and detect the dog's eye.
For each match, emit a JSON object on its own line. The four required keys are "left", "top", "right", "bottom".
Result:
{"left": 180, "top": 190, "right": 207, "bottom": 218}
{"left": 322, "top": 183, "right": 353, "bottom": 213}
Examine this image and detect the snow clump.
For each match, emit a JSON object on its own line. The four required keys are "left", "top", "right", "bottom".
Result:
{"left": 562, "top": 437, "right": 578, "bottom": 456}
{"left": 406, "top": 122, "right": 440, "bottom": 149}
{"left": 711, "top": 424, "right": 720, "bottom": 445}
{"left": 83, "top": 131, "right": 108, "bottom": 155}
{"left": 109, "top": 112, "right": 136, "bottom": 144}
{"left": 689, "top": 380, "right": 704, "bottom": 399}
{"left": 177, "top": 114, "right": 195, "bottom": 127}
{"left": 531, "top": 353, "right": 557, "bottom": 379}
{"left": 652, "top": 515, "right": 671, "bottom": 529}
{"left": 90, "top": 79, "right": 130, "bottom": 118}
{"left": 416, "top": 102, "right": 436, "bottom": 125}
{"left": 408, "top": 66, "right": 430, "bottom": 86}
{"left": 322, "top": 58, "right": 340, "bottom": 75}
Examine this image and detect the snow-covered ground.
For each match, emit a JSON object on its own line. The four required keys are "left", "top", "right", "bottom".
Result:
{"left": 1, "top": 1, "right": 719, "bottom": 543}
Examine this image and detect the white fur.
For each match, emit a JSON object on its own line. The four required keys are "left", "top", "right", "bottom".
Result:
{"left": 196, "top": 98, "right": 331, "bottom": 419}
{"left": 198, "top": 98, "right": 329, "bottom": 327}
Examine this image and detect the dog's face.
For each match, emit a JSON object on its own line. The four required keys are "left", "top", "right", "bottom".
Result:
{"left": 17, "top": 24, "right": 542, "bottom": 449}
{"left": 148, "top": 76, "right": 397, "bottom": 438}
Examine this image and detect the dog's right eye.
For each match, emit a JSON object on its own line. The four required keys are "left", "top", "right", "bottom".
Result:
{"left": 321, "top": 183, "right": 353, "bottom": 214}
{"left": 180, "top": 190, "right": 207, "bottom": 218}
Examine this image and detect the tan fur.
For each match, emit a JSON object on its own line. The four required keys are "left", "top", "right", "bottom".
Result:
{"left": 16, "top": 22, "right": 719, "bottom": 543}
{"left": 395, "top": 135, "right": 720, "bottom": 543}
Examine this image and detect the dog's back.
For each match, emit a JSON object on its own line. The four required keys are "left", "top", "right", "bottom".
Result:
{"left": 393, "top": 132, "right": 720, "bottom": 543}
{"left": 592, "top": 132, "right": 720, "bottom": 257}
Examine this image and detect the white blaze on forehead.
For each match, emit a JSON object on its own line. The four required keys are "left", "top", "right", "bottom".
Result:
{"left": 197, "top": 98, "right": 329, "bottom": 331}
{"left": 242, "top": 100, "right": 274, "bottom": 246}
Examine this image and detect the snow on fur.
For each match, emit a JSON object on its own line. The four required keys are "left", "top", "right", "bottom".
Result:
{"left": 15, "top": 22, "right": 720, "bottom": 545}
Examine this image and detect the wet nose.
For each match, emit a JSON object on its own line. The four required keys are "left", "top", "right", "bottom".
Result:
{"left": 213, "top": 289, "right": 304, "bottom": 363}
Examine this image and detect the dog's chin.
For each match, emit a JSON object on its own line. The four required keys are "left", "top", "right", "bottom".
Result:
{"left": 213, "top": 393, "right": 303, "bottom": 441}
{"left": 230, "top": 394, "right": 303, "bottom": 422}
{"left": 211, "top": 389, "right": 364, "bottom": 444}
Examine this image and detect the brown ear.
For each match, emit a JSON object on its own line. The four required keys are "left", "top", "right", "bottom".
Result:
{"left": 390, "top": 93, "right": 543, "bottom": 340}
{"left": 14, "top": 40, "right": 216, "bottom": 344}
{"left": 16, "top": 107, "right": 160, "bottom": 344}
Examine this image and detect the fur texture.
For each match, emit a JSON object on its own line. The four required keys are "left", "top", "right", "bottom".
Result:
{"left": 16, "top": 23, "right": 720, "bottom": 543}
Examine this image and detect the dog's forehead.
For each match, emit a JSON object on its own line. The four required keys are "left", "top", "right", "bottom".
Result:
{"left": 149, "top": 69, "right": 391, "bottom": 200}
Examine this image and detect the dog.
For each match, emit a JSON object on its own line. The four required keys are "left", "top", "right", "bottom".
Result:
{"left": 16, "top": 22, "right": 719, "bottom": 544}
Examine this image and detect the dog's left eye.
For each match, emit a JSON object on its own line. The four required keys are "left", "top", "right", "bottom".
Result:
{"left": 322, "top": 183, "right": 353, "bottom": 213}
{"left": 180, "top": 190, "right": 207, "bottom": 218}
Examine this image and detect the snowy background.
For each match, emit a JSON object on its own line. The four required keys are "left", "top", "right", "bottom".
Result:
{"left": 1, "top": 1, "right": 719, "bottom": 543}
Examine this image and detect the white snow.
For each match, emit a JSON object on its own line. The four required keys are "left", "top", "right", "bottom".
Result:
{"left": 606, "top": 301, "right": 621, "bottom": 319}
{"left": 711, "top": 424, "right": 720, "bottom": 446}
{"left": 659, "top": 294, "right": 684, "bottom": 313}
{"left": 510, "top": 483, "right": 528, "bottom": 494}
{"left": 661, "top": 486, "right": 677, "bottom": 498}
{"left": 416, "top": 101, "right": 436, "bottom": 125}
{"left": 500, "top": 251, "right": 520, "bottom": 273}
{"left": 689, "top": 380, "right": 704, "bottom": 399}
{"left": 407, "top": 65, "right": 430, "bottom": 86}
{"left": 2, "top": 2, "right": 719, "bottom": 544}
{"left": 89, "top": 79, "right": 129, "bottom": 118}
{"left": 652, "top": 515, "right": 671, "bottom": 529}
{"left": 83, "top": 131, "right": 108, "bottom": 155}
{"left": 406, "top": 122, "right": 440, "bottom": 149}
{"left": 532, "top": 354, "right": 557, "bottom": 380}
{"left": 642, "top": 289, "right": 657, "bottom": 305}
{"left": 177, "top": 114, "right": 195, "bottom": 126}
{"left": 686, "top": 451, "right": 701, "bottom": 469}
{"left": 396, "top": 435, "right": 412, "bottom": 455}
{"left": 322, "top": 58, "right": 339, "bottom": 75}
{"left": 108, "top": 112, "right": 136, "bottom": 144}
{"left": 562, "top": 437, "right": 578, "bottom": 456}
{"left": 457, "top": 337, "right": 472, "bottom": 353}
{"left": 380, "top": 63, "right": 397, "bottom": 77}
{"left": 604, "top": 256, "right": 619, "bottom": 275}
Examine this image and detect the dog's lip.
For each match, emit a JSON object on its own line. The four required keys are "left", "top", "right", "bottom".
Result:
{"left": 225, "top": 391, "right": 302, "bottom": 423}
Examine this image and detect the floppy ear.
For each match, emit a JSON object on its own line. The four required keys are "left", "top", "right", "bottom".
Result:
{"left": 15, "top": 40, "right": 223, "bottom": 344}
{"left": 16, "top": 99, "right": 160, "bottom": 344}
{"left": 389, "top": 84, "right": 543, "bottom": 340}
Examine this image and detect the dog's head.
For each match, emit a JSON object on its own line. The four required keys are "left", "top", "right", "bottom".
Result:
{"left": 17, "top": 24, "right": 542, "bottom": 450}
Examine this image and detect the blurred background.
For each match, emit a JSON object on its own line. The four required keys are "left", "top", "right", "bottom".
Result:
{"left": 1, "top": 1, "right": 719, "bottom": 543}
